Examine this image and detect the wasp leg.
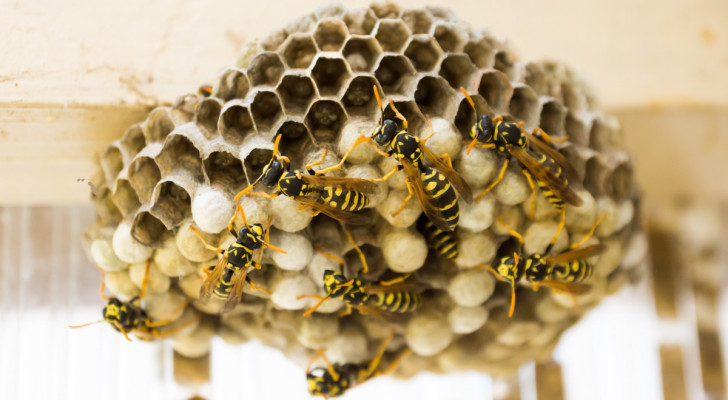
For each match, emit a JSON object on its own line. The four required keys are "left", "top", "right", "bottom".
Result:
{"left": 476, "top": 264, "right": 509, "bottom": 282}
{"left": 532, "top": 127, "right": 568, "bottom": 144}
{"left": 378, "top": 273, "right": 412, "bottom": 286}
{"left": 151, "top": 311, "right": 202, "bottom": 339}
{"left": 570, "top": 211, "right": 610, "bottom": 249}
{"left": 391, "top": 177, "right": 414, "bottom": 217}
{"left": 146, "top": 299, "right": 191, "bottom": 328}
{"left": 493, "top": 116, "right": 504, "bottom": 124}
{"left": 364, "top": 329, "right": 395, "bottom": 379}
{"left": 547, "top": 208, "right": 567, "bottom": 250}
{"left": 371, "top": 164, "right": 402, "bottom": 183}
{"left": 94, "top": 264, "right": 110, "bottom": 300}
{"left": 245, "top": 191, "right": 280, "bottom": 199}
{"left": 520, "top": 169, "right": 537, "bottom": 219}
{"left": 305, "top": 147, "right": 329, "bottom": 173}
{"left": 440, "top": 153, "right": 453, "bottom": 168}
{"left": 313, "top": 246, "right": 344, "bottom": 267}
{"left": 317, "top": 349, "right": 341, "bottom": 382}
{"left": 245, "top": 275, "right": 271, "bottom": 295}
{"left": 140, "top": 260, "right": 151, "bottom": 300}
{"left": 378, "top": 348, "right": 413, "bottom": 376}
{"left": 316, "top": 135, "right": 372, "bottom": 175}
{"left": 343, "top": 227, "right": 369, "bottom": 275}
{"left": 475, "top": 158, "right": 509, "bottom": 201}
{"left": 189, "top": 226, "right": 225, "bottom": 254}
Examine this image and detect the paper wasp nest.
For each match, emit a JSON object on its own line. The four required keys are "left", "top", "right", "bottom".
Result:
{"left": 85, "top": 2, "right": 645, "bottom": 378}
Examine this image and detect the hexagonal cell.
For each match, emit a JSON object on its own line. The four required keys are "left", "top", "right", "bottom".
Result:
{"left": 155, "top": 135, "right": 204, "bottom": 183}
{"left": 132, "top": 211, "right": 167, "bottom": 246}
{"left": 343, "top": 37, "right": 382, "bottom": 73}
{"left": 341, "top": 75, "right": 381, "bottom": 117}
{"left": 403, "top": 35, "right": 442, "bottom": 72}
{"left": 414, "top": 76, "right": 455, "bottom": 119}
{"left": 100, "top": 145, "right": 123, "bottom": 182}
{"left": 219, "top": 101, "right": 256, "bottom": 145}
{"left": 465, "top": 37, "right": 495, "bottom": 69}
{"left": 612, "top": 161, "right": 634, "bottom": 200}
{"left": 120, "top": 124, "right": 146, "bottom": 159}
{"left": 583, "top": 157, "right": 610, "bottom": 198}
{"left": 538, "top": 99, "right": 566, "bottom": 138}
{"left": 195, "top": 97, "right": 223, "bottom": 137}
{"left": 280, "top": 35, "right": 317, "bottom": 69}
{"left": 313, "top": 19, "right": 348, "bottom": 51}
{"left": 204, "top": 151, "right": 246, "bottom": 189}
{"left": 524, "top": 63, "right": 548, "bottom": 96}
{"left": 217, "top": 68, "right": 250, "bottom": 101}
{"left": 261, "top": 28, "right": 288, "bottom": 51}
{"left": 112, "top": 179, "right": 141, "bottom": 217}
{"left": 370, "top": 2, "right": 401, "bottom": 18}
{"left": 127, "top": 156, "right": 161, "bottom": 204}
{"left": 143, "top": 108, "right": 175, "bottom": 143}
{"left": 385, "top": 99, "right": 425, "bottom": 137}
{"left": 494, "top": 51, "right": 516, "bottom": 79}
{"left": 277, "top": 74, "right": 316, "bottom": 116}
{"left": 477, "top": 70, "right": 513, "bottom": 112}
{"left": 250, "top": 91, "right": 284, "bottom": 134}
{"left": 565, "top": 112, "right": 588, "bottom": 146}
{"left": 374, "top": 55, "right": 417, "bottom": 96}
{"left": 247, "top": 52, "right": 285, "bottom": 87}
{"left": 277, "top": 120, "right": 313, "bottom": 157}
{"left": 342, "top": 8, "right": 377, "bottom": 35}
{"left": 243, "top": 147, "right": 275, "bottom": 184}
{"left": 152, "top": 180, "right": 192, "bottom": 228}
{"left": 374, "top": 19, "right": 411, "bottom": 53}
{"left": 561, "top": 83, "right": 583, "bottom": 111}
{"left": 311, "top": 57, "right": 352, "bottom": 97}
{"left": 509, "top": 85, "right": 539, "bottom": 126}
{"left": 439, "top": 54, "right": 476, "bottom": 90}
{"left": 93, "top": 188, "right": 122, "bottom": 226}
{"left": 453, "top": 97, "right": 476, "bottom": 138}
{"left": 171, "top": 94, "right": 199, "bottom": 124}
{"left": 588, "top": 118, "right": 617, "bottom": 151}
{"left": 305, "top": 100, "right": 348, "bottom": 143}
{"left": 426, "top": 6, "right": 457, "bottom": 21}
{"left": 401, "top": 8, "right": 434, "bottom": 34}
{"left": 433, "top": 23, "right": 468, "bottom": 53}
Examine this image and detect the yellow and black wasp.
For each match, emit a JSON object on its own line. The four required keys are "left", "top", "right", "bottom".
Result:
{"left": 233, "top": 133, "right": 378, "bottom": 225}
{"left": 69, "top": 263, "right": 198, "bottom": 341}
{"left": 417, "top": 213, "right": 458, "bottom": 259}
{"left": 316, "top": 86, "right": 473, "bottom": 232}
{"left": 198, "top": 84, "right": 213, "bottom": 97}
{"left": 190, "top": 203, "right": 286, "bottom": 313}
{"left": 306, "top": 330, "right": 412, "bottom": 399}
{"left": 459, "top": 87, "right": 582, "bottom": 241}
{"left": 480, "top": 212, "right": 608, "bottom": 317}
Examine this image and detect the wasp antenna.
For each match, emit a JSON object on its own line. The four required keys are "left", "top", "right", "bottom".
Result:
{"left": 318, "top": 349, "right": 340, "bottom": 382}
{"left": 301, "top": 293, "right": 332, "bottom": 316}
{"left": 237, "top": 203, "right": 249, "bottom": 230}
{"left": 494, "top": 217, "right": 524, "bottom": 244}
{"left": 114, "top": 321, "right": 133, "bottom": 342}
{"left": 272, "top": 131, "right": 284, "bottom": 158}
{"left": 68, "top": 319, "right": 105, "bottom": 329}
{"left": 262, "top": 241, "right": 286, "bottom": 254}
{"left": 140, "top": 260, "right": 151, "bottom": 300}
{"left": 508, "top": 279, "right": 516, "bottom": 317}
{"left": 94, "top": 265, "right": 110, "bottom": 300}
{"left": 373, "top": 85, "right": 384, "bottom": 118}
{"left": 387, "top": 98, "right": 408, "bottom": 130}
{"left": 459, "top": 86, "right": 477, "bottom": 111}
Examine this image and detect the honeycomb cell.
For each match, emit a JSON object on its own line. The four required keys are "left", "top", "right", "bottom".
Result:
{"left": 414, "top": 76, "right": 455, "bottom": 119}
{"left": 155, "top": 135, "right": 204, "bottom": 183}
{"left": 219, "top": 101, "right": 256, "bottom": 145}
{"left": 247, "top": 52, "right": 285, "bottom": 87}
{"left": 261, "top": 28, "right": 288, "bottom": 51}
{"left": 386, "top": 99, "right": 425, "bottom": 136}
{"left": 374, "top": 19, "right": 411, "bottom": 53}
{"left": 539, "top": 99, "right": 566, "bottom": 138}
{"left": 171, "top": 94, "right": 199, "bottom": 125}
{"left": 217, "top": 68, "right": 250, "bottom": 101}
{"left": 112, "top": 179, "right": 141, "bottom": 217}
{"left": 127, "top": 156, "right": 161, "bottom": 204}
{"left": 477, "top": 70, "right": 513, "bottom": 112}
{"left": 343, "top": 37, "right": 382, "bottom": 73}
{"left": 243, "top": 147, "right": 275, "bottom": 184}
{"left": 374, "top": 55, "right": 417, "bottom": 96}
{"left": 565, "top": 112, "right": 588, "bottom": 146}
{"left": 494, "top": 51, "right": 516, "bottom": 79}
{"left": 120, "top": 124, "right": 146, "bottom": 159}
{"left": 524, "top": 63, "right": 548, "bottom": 97}
{"left": 196, "top": 97, "right": 223, "bottom": 137}
{"left": 561, "top": 83, "right": 583, "bottom": 111}
{"left": 305, "top": 100, "right": 347, "bottom": 143}
{"left": 404, "top": 35, "right": 443, "bottom": 72}
{"left": 277, "top": 74, "right": 316, "bottom": 115}
{"left": 584, "top": 156, "right": 610, "bottom": 198}
{"left": 370, "top": 2, "right": 401, "bottom": 18}
{"left": 131, "top": 211, "right": 167, "bottom": 246}
{"left": 250, "top": 91, "right": 284, "bottom": 134}
{"left": 439, "top": 54, "right": 476, "bottom": 90}
{"left": 152, "top": 180, "right": 192, "bottom": 228}
{"left": 509, "top": 85, "right": 539, "bottom": 126}
{"left": 343, "top": 8, "right": 377, "bottom": 35}
{"left": 401, "top": 8, "right": 434, "bottom": 34}
{"left": 612, "top": 161, "right": 634, "bottom": 200}
{"left": 589, "top": 117, "right": 614, "bottom": 151}
{"left": 311, "top": 57, "right": 352, "bottom": 97}
{"left": 280, "top": 35, "right": 317, "bottom": 69}
{"left": 203, "top": 151, "right": 246, "bottom": 189}
{"left": 313, "top": 19, "right": 348, "bottom": 51}
{"left": 143, "top": 108, "right": 175, "bottom": 143}
{"left": 277, "top": 120, "right": 313, "bottom": 157}
{"left": 464, "top": 37, "right": 495, "bottom": 69}
{"left": 433, "top": 23, "right": 468, "bottom": 53}
{"left": 341, "top": 75, "right": 382, "bottom": 117}
{"left": 100, "top": 145, "right": 123, "bottom": 182}
{"left": 454, "top": 97, "right": 476, "bottom": 138}
{"left": 93, "top": 188, "right": 122, "bottom": 225}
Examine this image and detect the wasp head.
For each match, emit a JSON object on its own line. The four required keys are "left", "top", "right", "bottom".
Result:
{"left": 102, "top": 298, "right": 138, "bottom": 332}
{"left": 259, "top": 157, "right": 288, "bottom": 187}
{"left": 471, "top": 114, "right": 495, "bottom": 144}
{"left": 322, "top": 270, "right": 348, "bottom": 294}
{"left": 372, "top": 119, "right": 398, "bottom": 147}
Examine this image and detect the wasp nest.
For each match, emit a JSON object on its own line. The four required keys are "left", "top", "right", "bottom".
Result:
{"left": 85, "top": 2, "right": 645, "bottom": 379}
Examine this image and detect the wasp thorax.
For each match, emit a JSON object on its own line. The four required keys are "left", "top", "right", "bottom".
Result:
{"left": 239, "top": 224, "right": 265, "bottom": 249}
{"left": 260, "top": 159, "right": 288, "bottom": 187}
{"left": 374, "top": 119, "right": 398, "bottom": 147}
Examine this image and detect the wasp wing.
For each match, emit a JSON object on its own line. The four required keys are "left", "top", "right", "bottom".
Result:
{"left": 294, "top": 196, "right": 371, "bottom": 225}
{"left": 509, "top": 146, "right": 583, "bottom": 206}
{"left": 543, "top": 244, "right": 605, "bottom": 265}
{"left": 222, "top": 267, "right": 250, "bottom": 314}
{"left": 400, "top": 160, "right": 453, "bottom": 232}
{"left": 538, "top": 280, "right": 592, "bottom": 295}
{"left": 199, "top": 255, "right": 229, "bottom": 304}
{"left": 364, "top": 282, "right": 429, "bottom": 294}
{"left": 301, "top": 174, "right": 378, "bottom": 194}
{"left": 419, "top": 143, "right": 473, "bottom": 203}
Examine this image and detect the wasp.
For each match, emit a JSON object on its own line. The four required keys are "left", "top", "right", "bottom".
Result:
{"left": 316, "top": 86, "right": 473, "bottom": 232}
{"left": 306, "top": 330, "right": 412, "bottom": 399}
{"left": 198, "top": 84, "right": 213, "bottom": 97}
{"left": 417, "top": 213, "right": 458, "bottom": 259}
{"left": 190, "top": 203, "right": 286, "bottom": 313}
{"left": 459, "top": 87, "right": 583, "bottom": 242}
{"left": 69, "top": 263, "right": 197, "bottom": 341}
{"left": 233, "top": 133, "right": 378, "bottom": 225}
{"left": 480, "top": 212, "right": 608, "bottom": 317}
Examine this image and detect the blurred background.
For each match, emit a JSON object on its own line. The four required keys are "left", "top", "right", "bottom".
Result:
{"left": 0, "top": 0, "right": 726, "bottom": 399}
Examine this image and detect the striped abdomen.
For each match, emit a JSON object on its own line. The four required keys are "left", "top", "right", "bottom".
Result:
{"left": 551, "top": 260, "right": 593, "bottom": 283}
{"left": 418, "top": 215, "right": 458, "bottom": 259}
{"left": 320, "top": 186, "right": 370, "bottom": 212}
{"left": 369, "top": 291, "right": 421, "bottom": 313}
{"left": 212, "top": 268, "right": 236, "bottom": 299}
{"left": 421, "top": 166, "right": 459, "bottom": 230}
{"left": 531, "top": 152, "right": 567, "bottom": 210}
